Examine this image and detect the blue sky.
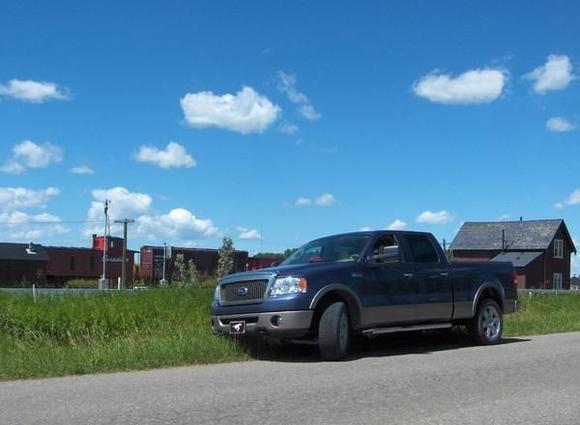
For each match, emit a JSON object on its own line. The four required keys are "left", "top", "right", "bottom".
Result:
{"left": 0, "top": 1, "right": 579, "bottom": 272}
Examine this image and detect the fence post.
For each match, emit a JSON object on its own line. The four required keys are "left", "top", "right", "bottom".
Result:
{"left": 32, "top": 284, "right": 37, "bottom": 304}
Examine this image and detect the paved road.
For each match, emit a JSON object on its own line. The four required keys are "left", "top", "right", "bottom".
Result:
{"left": 2, "top": 332, "right": 580, "bottom": 425}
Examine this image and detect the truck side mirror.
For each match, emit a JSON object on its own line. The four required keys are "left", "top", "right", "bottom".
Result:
{"left": 367, "top": 245, "right": 400, "bottom": 267}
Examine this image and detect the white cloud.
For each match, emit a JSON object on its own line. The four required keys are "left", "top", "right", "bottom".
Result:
{"left": 137, "top": 208, "right": 217, "bottom": 240}
{"left": 180, "top": 86, "right": 280, "bottom": 134}
{"left": 69, "top": 165, "right": 95, "bottom": 175}
{"left": 555, "top": 189, "right": 580, "bottom": 209}
{"left": 236, "top": 226, "right": 261, "bottom": 240}
{"left": 88, "top": 187, "right": 152, "bottom": 224}
{"left": 277, "top": 71, "right": 321, "bottom": 121}
{"left": 85, "top": 187, "right": 217, "bottom": 242}
{"left": 360, "top": 226, "right": 373, "bottom": 231}
{"left": 524, "top": 55, "right": 575, "bottom": 94}
{"left": 0, "top": 161, "right": 25, "bottom": 175}
{"left": 299, "top": 104, "right": 320, "bottom": 121}
{"left": 413, "top": 68, "right": 507, "bottom": 104}
{"left": 387, "top": 219, "right": 407, "bottom": 230}
{"left": 315, "top": 193, "right": 336, "bottom": 206}
{"left": 279, "top": 122, "right": 299, "bottom": 135}
{"left": 295, "top": 197, "right": 312, "bottom": 206}
{"left": 135, "top": 142, "right": 196, "bottom": 169}
{"left": 546, "top": 117, "right": 575, "bottom": 132}
{"left": 0, "top": 211, "right": 68, "bottom": 241}
{"left": 416, "top": 210, "right": 454, "bottom": 224}
{"left": 0, "top": 79, "right": 68, "bottom": 103}
{"left": 0, "top": 187, "right": 60, "bottom": 211}
{"left": 0, "top": 187, "right": 66, "bottom": 241}
{"left": 1, "top": 140, "right": 63, "bottom": 174}
{"left": 294, "top": 193, "right": 337, "bottom": 207}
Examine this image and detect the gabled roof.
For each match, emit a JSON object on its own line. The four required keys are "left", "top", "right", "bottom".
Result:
{"left": 0, "top": 243, "right": 49, "bottom": 261}
{"left": 490, "top": 251, "right": 543, "bottom": 268}
{"left": 450, "top": 219, "right": 576, "bottom": 253}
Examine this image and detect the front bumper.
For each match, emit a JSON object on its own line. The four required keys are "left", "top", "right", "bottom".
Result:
{"left": 211, "top": 310, "right": 313, "bottom": 338}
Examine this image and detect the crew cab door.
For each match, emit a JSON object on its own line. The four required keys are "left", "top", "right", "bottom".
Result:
{"left": 361, "top": 234, "right": 424, "bottom": 326}
{"left": 399, "top": 234, "right": 453, "bottom": 322}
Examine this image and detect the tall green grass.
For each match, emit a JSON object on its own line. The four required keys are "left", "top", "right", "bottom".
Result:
{"left": 0, "top": 287, "right": 248, "bottom": 380}
{"left": 504, "top": 292, "right": 580, "bottom": 337}
{"left": 2, "top": 290, "right": 580, "bottom": 380}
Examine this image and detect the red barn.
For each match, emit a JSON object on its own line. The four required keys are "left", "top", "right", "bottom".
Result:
{"left": 450, "top": 219, "right": 576, "bottom": 289}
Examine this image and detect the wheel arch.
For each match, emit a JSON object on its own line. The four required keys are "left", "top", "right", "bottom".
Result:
{"left": 472, "top": 282, "right": 505, "bottom": 316}
{"left": 309, "top": 284, "right": 363, "bottom": 330}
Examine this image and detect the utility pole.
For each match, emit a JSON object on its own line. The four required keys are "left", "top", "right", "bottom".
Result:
{"left": 98, "top": 200, "right": 110, "bottom": 290}
{"left": 160, "top": 242, "right": 168, "bottom": 287}
{"left": 114, "top": 218, "right": 135, "bottom": 289}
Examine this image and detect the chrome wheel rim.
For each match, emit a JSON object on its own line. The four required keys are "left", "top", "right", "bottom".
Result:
{"left": 481, "top": 304, "right": 501, "bottom": 340}
{"left": 339, "top": 311, "right": 349, "bottom": 351}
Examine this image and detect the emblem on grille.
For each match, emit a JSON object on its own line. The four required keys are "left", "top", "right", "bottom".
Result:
{"left": 235, "top": 287, "right": 249, "bottom": 296}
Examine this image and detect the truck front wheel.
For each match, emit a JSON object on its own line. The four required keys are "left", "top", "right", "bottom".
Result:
{"left": 468, "top": 299, "right": 503, "bottom": 345}
{"left": 318, "top": 302, "right": 350, "bottom": 361}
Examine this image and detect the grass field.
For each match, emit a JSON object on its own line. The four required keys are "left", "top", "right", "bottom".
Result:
{"left": 1, "top": 289, "right": 580, "bottom": 380}
{"left": 504, "top": 292, "right": 580, "bottom": 337}
{"left": 0, "top": 285, "right": 247, "bottom": 380}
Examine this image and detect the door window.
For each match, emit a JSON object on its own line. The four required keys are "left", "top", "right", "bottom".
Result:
{"left": 405, "top": 235, "right": 439, "bottom": 263}
{"left": 371, "top": 235, "right": 399, "bottom": 264}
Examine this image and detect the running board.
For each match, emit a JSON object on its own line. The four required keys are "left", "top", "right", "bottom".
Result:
{"left": 362, "top": 323, "right": 452, "bottom": 336}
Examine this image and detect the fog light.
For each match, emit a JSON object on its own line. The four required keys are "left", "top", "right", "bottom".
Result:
{"left": 271, "top": 315, "right": 283, "bottom": 327}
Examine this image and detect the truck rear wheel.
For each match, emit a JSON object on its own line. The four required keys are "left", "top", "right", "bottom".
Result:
{"left": 318, "top": 302, "right": 350, "bottom": 361}
{"left": 468, "top": 299, "right": 503, "bottom": 345}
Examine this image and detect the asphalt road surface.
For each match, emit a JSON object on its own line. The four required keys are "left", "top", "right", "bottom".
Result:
{"left": 2, "top": 332, "right": 580, "bottom": 425}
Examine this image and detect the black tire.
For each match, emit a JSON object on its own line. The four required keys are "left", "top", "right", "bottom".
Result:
{"left": 318, "top": 302, "right": 350, "bottom": 361}
{"left": 468, "top": 299, "right": 503, "bottom": 345}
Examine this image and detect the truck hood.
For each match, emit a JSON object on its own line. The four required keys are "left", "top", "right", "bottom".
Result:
{"left": 220, "top": 261, "right": 356, "bottom": 283}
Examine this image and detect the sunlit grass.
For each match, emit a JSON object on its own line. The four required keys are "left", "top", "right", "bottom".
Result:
{"left": 0, "top": 285, "right": 248, "bottom": 380}
{"left": 504, "top": 292, "right": 580, "bottom": 337}
{"left": 2, "top": 288, "right": 580, "bottom": 380}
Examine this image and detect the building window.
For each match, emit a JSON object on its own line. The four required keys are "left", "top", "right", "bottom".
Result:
{"left": 110, "top": 240, "right": 115, "bottom": 248}
{"left": 554, "top": 239, "right": 564, "bottom": 259}
{"left": 553, "top": 273, "right": 563, "bottom": 290}
{"left": 90, "top": 256, "right": 95, "bottom": 270}
{"left": 70, "top": 256, "right": 76, "bottom": 271}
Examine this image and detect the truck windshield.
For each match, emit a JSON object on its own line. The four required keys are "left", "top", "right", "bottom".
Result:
{"left": 281, "top": 234, "right": 371, "bottom": 265}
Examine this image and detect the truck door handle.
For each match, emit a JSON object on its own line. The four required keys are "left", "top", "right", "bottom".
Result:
{"left": 440, "top": 272, "right": 449, "bottom": 277}
{"left": 403, "top": 273, "right": 414, "bottom": 279}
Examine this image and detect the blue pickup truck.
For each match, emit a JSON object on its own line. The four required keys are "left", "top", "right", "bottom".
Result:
{"left": 211, "top": 231, "right": 518, "bottom": 360}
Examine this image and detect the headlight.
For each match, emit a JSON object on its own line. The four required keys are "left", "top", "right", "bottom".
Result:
{"left": 269, "top": 277, "right": 308, "bottom": 297}
{"left": 214, "top": 285, "right": 221, "bottom": 303}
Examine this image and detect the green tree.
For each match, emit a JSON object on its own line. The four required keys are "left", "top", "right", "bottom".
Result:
{"left": 217, "top": 237, "right": 235, "bottom": 279}
{"left": 284, "top": 248, "right": 298, "bottom": 257}
{"left": 173, "top": 253, "right": 187, "bottom": 283}
{"left": 186, "top": 258, "right": 199, "bottom": 286}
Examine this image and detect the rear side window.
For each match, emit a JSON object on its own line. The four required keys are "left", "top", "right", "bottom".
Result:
{"left": 405, "top": 235, "right": 439, "bottom": 263}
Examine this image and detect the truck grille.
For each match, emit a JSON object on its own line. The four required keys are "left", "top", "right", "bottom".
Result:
{"left": 221, "top": 280, "right": 268, "bottom": 304}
